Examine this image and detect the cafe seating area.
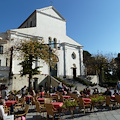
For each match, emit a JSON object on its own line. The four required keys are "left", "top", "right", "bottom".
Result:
{"left": 2, "top": 89, "right": 120, "bottom": 120}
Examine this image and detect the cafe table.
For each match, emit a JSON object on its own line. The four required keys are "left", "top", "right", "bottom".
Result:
{"left": 111, "top": 95, "right": 115, "bottom": 100}
{"left": 51, "top": 94, "right": 58, "bottom": 97}
{"left": 37, "top": 98, "right": 45, "bottom": 103}
{"left": 25, "top": 95, "right": 33, "bottom": 102}
{"left": 39, "top": 92, "right": 45, "bottom": 97}
{"left": 51, "top": 102, "right": 63, "bottom": 109}
{"left": 82, "top": 98, "right": 91, "bottom": 105}
{"left": 5, "top": 100, "right": 18, "bottom": 107}
{"left": 63, "top": 95, "right": 71, "bottom": 99}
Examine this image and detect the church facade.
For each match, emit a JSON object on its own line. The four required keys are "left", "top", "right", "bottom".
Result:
{"left": 0, "top": 6, "right": 84, "bottom": 90}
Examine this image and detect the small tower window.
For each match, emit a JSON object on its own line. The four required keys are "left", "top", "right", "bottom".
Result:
{"left": 30, "top": 21, "right": 32, "bottom": 27}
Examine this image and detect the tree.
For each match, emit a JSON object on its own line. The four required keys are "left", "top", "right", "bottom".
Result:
{"left": 115, "top": 53, "right": 120, "bottom": 80}
{"left": 14, "top": 39, "right": 58, "bottom": 92}
{"left": 84, "top": 53, "right": 109, "bottom": 84}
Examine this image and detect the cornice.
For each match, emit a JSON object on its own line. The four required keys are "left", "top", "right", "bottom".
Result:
{"left": 37, "top": 11, "right": 66, "bottom": 22}
{"left": 61, "top": 42, "right": 83, "bottom": 49}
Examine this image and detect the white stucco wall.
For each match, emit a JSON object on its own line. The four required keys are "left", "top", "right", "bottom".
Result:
{"left": 0, "top": 6, "right": 84, "bottom": 85}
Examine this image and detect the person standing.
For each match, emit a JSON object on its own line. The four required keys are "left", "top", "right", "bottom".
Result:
{"left": 1, "top": 87, "right": 9, "bottom": 101}
{"left": 0, "top": 99, "right": 7, "bottom": 119}
{"left": 117, "top": 81, "right": 120, "bottom": 92}
{"left": 21, "top": 86, "right": 27, "bottom": 97}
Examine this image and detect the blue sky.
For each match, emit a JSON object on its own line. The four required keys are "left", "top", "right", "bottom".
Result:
{"left": 0, "top": 0, "right": 120, "bottom": 56}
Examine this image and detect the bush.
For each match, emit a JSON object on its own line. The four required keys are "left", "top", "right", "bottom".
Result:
{"left": 90, "top": 95, "right": 105, "bottom": 103}
{"left": 75, "top": 77, "right": 95, "bottom": 86}
{"left": 53, "top": 76, "right": 74, "bottom": 88}
{"left": 61, "top": 100, "right": 78, "bottom": 108}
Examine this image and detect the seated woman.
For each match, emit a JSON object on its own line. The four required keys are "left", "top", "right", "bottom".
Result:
{"left": 73, "top": 87, "right": 80, "bottom": 97}
{"left": 0, "top": 99, "right": 7, "bottom": 119}
{"left": 113, "top": 89, "right": 119, "bottom": 95}
{"left": 92, "top": 88, "right": 99, "bottom": 95}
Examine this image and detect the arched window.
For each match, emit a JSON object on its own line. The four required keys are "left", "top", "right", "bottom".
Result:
{"left": 48, "top": 37, "right": 52, "bottom": 44}
{"left": 71, "top": 52, "right": 76, "bottom": 59}
{"left": 53, "top": 38, "right": 57, "bottom": 48}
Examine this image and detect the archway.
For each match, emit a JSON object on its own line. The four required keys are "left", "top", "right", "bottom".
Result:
{"left": 73, "top": 64, "right": 76, "bottom": 79}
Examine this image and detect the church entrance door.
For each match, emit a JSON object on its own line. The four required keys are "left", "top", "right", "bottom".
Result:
{"left": 73, "top": 68, "right": 76, "bottom": 79}
{"left": 51, "top": 64, "right": 57, "bottom": 77}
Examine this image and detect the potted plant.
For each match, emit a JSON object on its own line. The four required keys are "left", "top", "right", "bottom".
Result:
{"left": 61, "top": 100, "right": 78, "bottom": 111}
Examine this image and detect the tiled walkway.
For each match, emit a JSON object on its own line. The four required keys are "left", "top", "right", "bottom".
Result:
{"left": 26, "top": 106, "right": 120, "bottom": 120}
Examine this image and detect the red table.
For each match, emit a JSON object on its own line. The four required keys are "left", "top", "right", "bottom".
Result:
{"left": 83, "top": 98, "right": 91, "bottom": 102}
{"left": 5, "top": 101, "right": 17, "bottom": 107}
{"left": 51, "top": 94, "right": 58, "bottom": 97}
{"left": 25, "top": 96, "right": 33, "bottom": 102}
{"left": 37, "top": 98, "right": 45, "bottom": 103}
{"left": 63, "top": 95, "right": 71, "bottom": 99}
{"left": 111, "top": 95, "right": 115, "bottom": 99}
{"left": 83, "top": 98, "right": 91, "bottom": 105}
{"left": 39, "top": 92, "right": 45, "bottom": 97}
{"left": 52, "top": 102, "right": 63, "bottom": 109}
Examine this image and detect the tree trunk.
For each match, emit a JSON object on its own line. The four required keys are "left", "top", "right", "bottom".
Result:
{"left": 28, "top": 55, "right": 33, "bottom": 92}
{"left": 28, "top": 73, "right": 32, "bottom": 92}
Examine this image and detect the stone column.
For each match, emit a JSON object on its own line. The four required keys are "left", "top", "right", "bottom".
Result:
{"left": 78, "top": 46, "right": 83, "bottom": 76}
{"left": 62, "top": 43, "right": 66, "bottom": 78}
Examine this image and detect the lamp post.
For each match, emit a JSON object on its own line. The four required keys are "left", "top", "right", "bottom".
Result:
{"left": 40, "top": 42, "right": 60, "bottom": 87}
{"left": 49, "top": 46, "right": 52, "bottom": 86}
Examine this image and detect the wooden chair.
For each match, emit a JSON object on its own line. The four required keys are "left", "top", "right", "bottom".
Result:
{"left": 45, "top": 103, "right": 59, "bottom": 120}
{"left": 35, "top": 101, "right": 46, "bottom": 120}
{"left": 44, "top": 98, "right": 52, "bottom": 104}
{"left": 8, "top": 94, "right": 15, "bottom": 100}
{"left": 3, "top": 105, "right": 10, "bottom": 115}
{"left": 16, "top": 96, "right": 21, "bottom": 103}
{"left": 14, "top": 104, "right": 29, "bottom": 120}
{"left": 106, "top": 96, "right": 117, "bottom": 110}
{"left": 14, "top": 97, "right": 25, "bottom": 111}
{"left": 78, "top": 97, "right": 91, "bottom": 114}
{"left": 44, "top": 92, "right": 50, "bottom": 98}
{"left": 31, "top": 97, "right": 36, "bottom": 105}
{"left": 59, "top": 95, "right": 65, "bottom": 102}
{"left": 115, "top": 95, "right": 120, "bottom": 107}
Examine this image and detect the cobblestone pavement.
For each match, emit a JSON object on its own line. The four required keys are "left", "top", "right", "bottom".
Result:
{"left": 26, "top": 106, "right": 120, "bottom": 120}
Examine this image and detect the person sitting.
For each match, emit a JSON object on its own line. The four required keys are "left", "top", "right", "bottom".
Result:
{"left": 20, "top": 86, "right": 27, "bottom": 97}
{"left": 103, "top": 88, "right": 111, "bottom": 96}
{"left": 0, "top": 99, "right": 7, "bottom": 119}
{"left": 92, "top": 88, "right": 99, "bottom": 95}
{"left": 73, "top": 87, "right": 80, "bottom": 97}
{"left": 53, "top": 87, "right": 57, "bottom": 93}
{"left": 57, "top": 83, "right": 63, "bottom": 92}
{"left": 113, "top": 89, "right": 119, "bottom": 95}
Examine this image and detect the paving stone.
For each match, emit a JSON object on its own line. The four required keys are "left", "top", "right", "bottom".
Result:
{"left": 26, "top": 106, "right": 120, "bottom": 120}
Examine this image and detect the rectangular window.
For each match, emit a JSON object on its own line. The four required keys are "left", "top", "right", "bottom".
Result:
{"left": 6, "top": 58, "right": 8, "bottom": 66}
{"left": 0, "top": 46, "right": 3, "bottom": 54}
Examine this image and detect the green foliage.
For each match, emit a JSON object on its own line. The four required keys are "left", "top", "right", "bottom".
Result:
{"left": 90, "top": 95, "right": 105, "bottom": 103}
{"left": 61, "top": 100, "right": 78, "bottom": 108}
{"left": 53, "top": 76, "right": 74, "bottom": 87}
{"left": 75, "top": 77, "right": 95, "bottom": 86}
{"left": 14, "top": 39, "right": 58, "bottom": 91}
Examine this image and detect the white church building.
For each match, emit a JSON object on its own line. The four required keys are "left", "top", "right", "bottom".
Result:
{"left": 0, "top": 6, "right": 84, "bottom": 90}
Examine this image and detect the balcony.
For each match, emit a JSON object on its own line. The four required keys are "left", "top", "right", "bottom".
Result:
{"left": 0, "top": 39, "right": 8, "bottom": 44}
{"left": 0, "top": 66, "right": 9, "bottom": 80}
{"left": 0, "top": 66, "right": 9, "bottom": 71}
